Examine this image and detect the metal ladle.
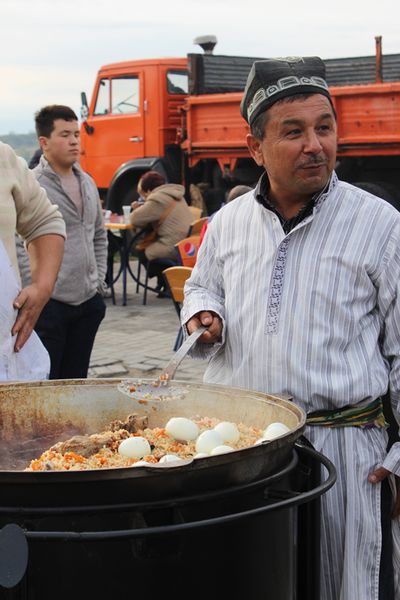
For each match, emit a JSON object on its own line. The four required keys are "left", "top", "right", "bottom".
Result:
{"left": 118, "top": 326, "right": 206, "bottom": 402}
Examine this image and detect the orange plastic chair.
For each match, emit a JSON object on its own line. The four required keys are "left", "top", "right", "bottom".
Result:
{"left": 163, "top": 266, "right": 193, "bottom": 350}
{"left": 174, "top": 235, "right": 200, "bottom": 267}
{"left": 187, "top": 216, "right": 208, "bottom": 236}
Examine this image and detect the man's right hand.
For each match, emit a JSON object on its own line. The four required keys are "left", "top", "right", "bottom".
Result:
{"left": 186, "top": 311, "right": 222, "bottom": 343}
{"left": 12, "top": 283, "right": 51, "bottom": 352}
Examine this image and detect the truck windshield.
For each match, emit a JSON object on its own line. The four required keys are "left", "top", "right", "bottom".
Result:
{"left": 167, "top": 71, "right": 188, "bottom": 94}
{"left": 94, "top": 76, "right": 140, "bottom": 115}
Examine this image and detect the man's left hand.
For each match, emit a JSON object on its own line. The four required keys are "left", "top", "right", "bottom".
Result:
{"left": 12, "top": 284, "right": 50, "bottom": 352}
{"left": 368, "top": 466, "right": 400, "bottom": 518}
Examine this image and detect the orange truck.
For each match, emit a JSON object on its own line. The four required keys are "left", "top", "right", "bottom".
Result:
{"left": 80, "top": 37, "right": 400, "bottom": 213}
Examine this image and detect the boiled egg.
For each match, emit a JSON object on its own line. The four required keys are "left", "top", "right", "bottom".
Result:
{"left": 195, "top": 430, "right": 223, "bottom": 454}
{"left": 165, "top": 417, "right": 199, "bottom": 441}
{"left": 213, "top": 422, "right": 240, "bottom": 444}
{"left": 210, "top": 445, "right": 234, "bottom": 456}
{"left": 118, "top": 436, "right": 151, "bottom": 459}
{"left": 194, "top": 452, "right": 209, "bottom": 459}
{"left": 262, "top": 422, "right": 290, "bottom": 440}
{"left": 132, "top": 460, "right": 151, "bottom": 467}
{"left": 159, "top": 454, "right": 185, "bottom": 464}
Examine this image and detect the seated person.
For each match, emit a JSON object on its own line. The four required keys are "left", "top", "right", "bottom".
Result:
{"left": 130, "top": 171, "right": 193, "bottom": 296}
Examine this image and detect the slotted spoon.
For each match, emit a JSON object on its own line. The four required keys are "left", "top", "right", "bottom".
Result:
{"left": 118, "top": 325, "right": 206, "bottom": 401}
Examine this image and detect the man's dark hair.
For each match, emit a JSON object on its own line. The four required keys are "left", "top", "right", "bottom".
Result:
{"left": 250, "top": 111, "right": 269, "bottom": 141}
{"left": 250, "top": 93, "right": 337, "bottom": 140}
{"left": 139, "top": 171, "right": 166, "bottom": 193}
{"left": 35, "top": 105, "right": 78, "bottom": 138}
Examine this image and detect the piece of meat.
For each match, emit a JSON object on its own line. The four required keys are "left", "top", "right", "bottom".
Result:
{"left": 51, "top": 430, "right": 129, "bottom": 458}
{"left": 108, "top": 413, "right": 148, "bottom": 433}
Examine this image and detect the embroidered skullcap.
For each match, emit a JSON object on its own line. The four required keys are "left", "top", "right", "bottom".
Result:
{"left": 240, "top": 56, "right": 331, "bottom": 126}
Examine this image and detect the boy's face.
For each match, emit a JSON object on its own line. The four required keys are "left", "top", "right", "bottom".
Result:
{"left": 40, "top": 119, "right": 80, "bottom": 169}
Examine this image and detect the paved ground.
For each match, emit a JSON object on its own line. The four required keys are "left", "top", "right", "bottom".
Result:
{"left": 88, "top": 270, "right": 208, "bottom": 382}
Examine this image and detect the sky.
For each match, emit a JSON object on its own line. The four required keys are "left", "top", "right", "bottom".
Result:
{"left": 0, "top": 0, "right": 398, "bottom": 134}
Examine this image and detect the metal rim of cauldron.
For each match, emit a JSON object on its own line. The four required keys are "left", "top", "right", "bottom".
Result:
{"left": 20, "top": 445, "right": 336, "bottom": 541}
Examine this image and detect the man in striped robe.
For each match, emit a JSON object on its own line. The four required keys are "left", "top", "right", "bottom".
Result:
{"left": 182, "top": 56, "right": 400, "bottom": 600}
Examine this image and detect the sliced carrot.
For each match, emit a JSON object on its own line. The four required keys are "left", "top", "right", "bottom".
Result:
{"left": 63, "top": 452, "right": 86, "bottom": 463}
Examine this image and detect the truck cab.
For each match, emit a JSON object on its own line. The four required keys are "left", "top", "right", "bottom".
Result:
{"left": 80, "top": 58, "right": 188, "bottom": 208}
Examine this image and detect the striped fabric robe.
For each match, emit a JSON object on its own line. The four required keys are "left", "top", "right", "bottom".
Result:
{"left": 181, "top": 173, "right": 400, "bottom": 600}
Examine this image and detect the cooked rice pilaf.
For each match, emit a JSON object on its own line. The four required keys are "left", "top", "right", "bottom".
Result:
{"left": 26, "top": 416, "right": 263, "bottom": 472}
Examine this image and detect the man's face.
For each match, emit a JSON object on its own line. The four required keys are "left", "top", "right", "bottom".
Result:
{"left": 40, "top": 119, "right": 80, "bottom": 169}
{"left": 247, "top": 94, "right": 337, "bottom": 205}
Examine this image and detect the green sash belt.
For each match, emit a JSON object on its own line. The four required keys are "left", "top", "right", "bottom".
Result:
{"left": 306, "top": 397, "right": 387, "bottom": 429}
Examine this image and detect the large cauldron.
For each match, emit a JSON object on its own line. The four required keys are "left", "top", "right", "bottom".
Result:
{"left": 0, "top": 380, "right": 336, "bottom": 600}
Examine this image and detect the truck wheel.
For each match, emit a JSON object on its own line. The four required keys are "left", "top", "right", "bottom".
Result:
{"left": 353, "top": 181, "right": 400, "bottom": 212}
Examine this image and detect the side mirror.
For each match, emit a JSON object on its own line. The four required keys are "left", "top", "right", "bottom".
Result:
{"left": 80, "top": 91, "right": 89, "bottom": 121}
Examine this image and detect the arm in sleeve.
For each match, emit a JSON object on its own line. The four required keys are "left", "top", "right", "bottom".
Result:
{"left": 15, "top": 234, "right": 32, "bottom": 287}
{"left": 375, "top": 222, "right": 400, "bottom": 475}
{"left": 180, "top": 216, "right": 226, "bottom": 360}
{"left": 93, "top": 192, "right": 108, "bottom": 285}
{"left": 11, "top": 150, "right": 66, "bottom": 242}
{"left": 130, "top": 198, "right": 166, "bottom": 229}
